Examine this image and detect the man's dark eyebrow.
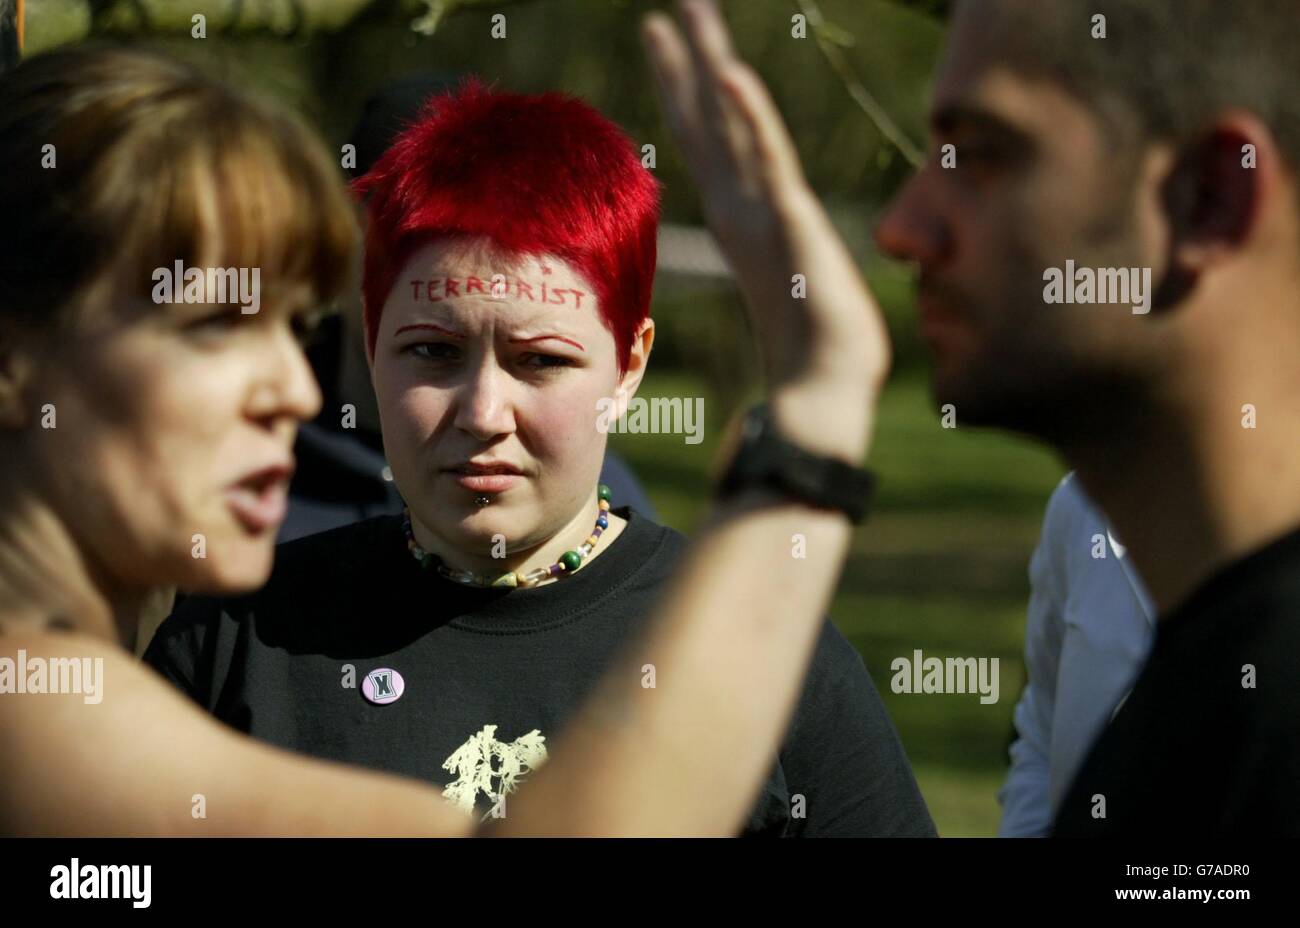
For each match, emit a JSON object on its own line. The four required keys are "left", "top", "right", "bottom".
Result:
{"left": 930, "top": 103, "right": 1028, "bottom": 143}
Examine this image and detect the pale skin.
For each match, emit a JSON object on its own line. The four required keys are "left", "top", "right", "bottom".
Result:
{"left": 369, "top": 237, "right": 650, "bottom": 579}
{"left": 0, "top": 0, "right": 888, "bottom": 836}
{"left": 875, "top": 0, "right": 1300, "bottom": 615}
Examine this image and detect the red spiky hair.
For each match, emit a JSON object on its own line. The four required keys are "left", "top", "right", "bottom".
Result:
{"left": 353, "top": 79, "right": 660, "bottom": 376}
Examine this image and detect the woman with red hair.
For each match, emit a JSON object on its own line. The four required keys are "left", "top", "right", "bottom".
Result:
{"left": 147, "top": 26, "right": 932, "bottom": 834}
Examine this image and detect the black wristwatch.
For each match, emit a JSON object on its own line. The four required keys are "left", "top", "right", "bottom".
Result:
{"left": 715, "top": 403, "right": 875, "bottom": 524}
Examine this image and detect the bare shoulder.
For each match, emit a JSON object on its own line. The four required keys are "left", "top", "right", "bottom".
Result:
{"left": 0, "top": 632, "right": 473, "bottom": 836}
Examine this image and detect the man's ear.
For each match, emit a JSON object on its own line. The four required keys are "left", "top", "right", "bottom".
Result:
{"left": 0, "top": 330, "right": 37, "bottom": 430}
{"left": 613, "top": 318, "right": 655, "bottom": 416}
{"left": 1164, "top": 111, "right": 1276, "bottom": 273}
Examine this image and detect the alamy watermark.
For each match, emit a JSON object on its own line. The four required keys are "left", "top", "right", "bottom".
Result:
{"left": 890, "top": 649, "right": 999, "bottom": 704}
{"left": 595, "top": 393, "right": 704, "bottom": 445}
{"left": 152, "top": 261, "right": 261, "bottom": 314}
{"left": 1043, "top": 260, "right": 1151, "bottom": 314}
{"left": 0, "top": 650, "right": 103, "bottom": 704}
{"left": 50, "top": 859, "right": 150, "bottom": 908}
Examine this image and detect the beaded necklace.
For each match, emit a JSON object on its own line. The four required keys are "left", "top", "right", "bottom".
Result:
{"left": 403, "top": 484, "right": 613, "bottom": 588}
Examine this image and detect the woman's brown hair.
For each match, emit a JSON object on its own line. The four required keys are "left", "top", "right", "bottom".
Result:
{"left": 0, "top": 45, "right": 356, "bottom": 332}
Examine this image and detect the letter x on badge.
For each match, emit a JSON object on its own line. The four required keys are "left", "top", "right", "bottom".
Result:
{"left": 362, "top": 667, "right": 405, "bottom": 705}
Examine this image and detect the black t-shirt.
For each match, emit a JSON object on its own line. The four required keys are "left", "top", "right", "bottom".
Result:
{"left": 1054, "top": 526, "right": 1300, "bottom": 836}
{"left": 145, "top": 507, "right": 935, "bottom": 837}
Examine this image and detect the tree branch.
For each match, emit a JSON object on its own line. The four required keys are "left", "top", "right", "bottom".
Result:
{"left": 795, "top": 0, "right": 924, "bottom": 168}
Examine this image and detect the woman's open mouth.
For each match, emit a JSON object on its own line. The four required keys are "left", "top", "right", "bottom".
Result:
{"left": 225, "top": 464, "right": 293, "bottom": 533}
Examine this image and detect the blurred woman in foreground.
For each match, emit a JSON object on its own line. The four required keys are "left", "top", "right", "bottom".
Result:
{"left": 0, "top": 0, "right": 888, "bottom": 836}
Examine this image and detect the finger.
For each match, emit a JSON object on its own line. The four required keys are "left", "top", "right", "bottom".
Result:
{"left": 683, "top": 0, "right": 738, "bottom": 70}
{"left": 644, "top": 8, "right": 743, "bottom": 189}
{"left": 719, "top": 62, "right": 809, "bottom": 197}
{"left": 678, "top": 0, "right": 756, "bottom": 171}
{"left": 641, "top": 14, "right": 705, "bottom": 154}
{"left": 680, "top": 0, "right": 751, "bottom": 142}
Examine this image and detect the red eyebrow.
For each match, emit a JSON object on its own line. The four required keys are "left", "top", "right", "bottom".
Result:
{"left": 394, "top": 323, "right": 464, "bottom": 339}
{"left": 394, "top": 324, "right": 584, "bottom": 352}
{"left": 508, "top": 334, "right": 586, "bottom": 352}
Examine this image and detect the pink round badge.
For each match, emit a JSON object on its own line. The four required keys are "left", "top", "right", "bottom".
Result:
{"left": 362, "top": 668, "right": 405, "bottom": 705}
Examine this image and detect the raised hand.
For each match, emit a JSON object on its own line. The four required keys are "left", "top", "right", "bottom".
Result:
{"left": 641, "top": 0, "right": 890, "bottom": 460}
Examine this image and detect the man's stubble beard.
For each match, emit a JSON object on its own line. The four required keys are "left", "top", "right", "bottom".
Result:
{"left": 929, "top": 180, "right": 1151, "bottom": 447}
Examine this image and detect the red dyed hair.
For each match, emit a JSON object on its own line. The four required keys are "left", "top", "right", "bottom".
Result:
{"left": 354, "top": 80, "right": 660, "bottom": 376}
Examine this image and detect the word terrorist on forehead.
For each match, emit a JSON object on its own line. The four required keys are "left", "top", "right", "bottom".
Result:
{"left": 407, "top": 274, "right": 587, "bottom": 309}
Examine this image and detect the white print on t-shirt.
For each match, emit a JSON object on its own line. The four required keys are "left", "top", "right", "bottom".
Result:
{"left": 441, "top": 724, "right": 548, "bottom": 819}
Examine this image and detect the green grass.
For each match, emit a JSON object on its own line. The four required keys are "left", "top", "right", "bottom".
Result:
{"left": 610, "top": 366, "right": 1065, "bottom": 836}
